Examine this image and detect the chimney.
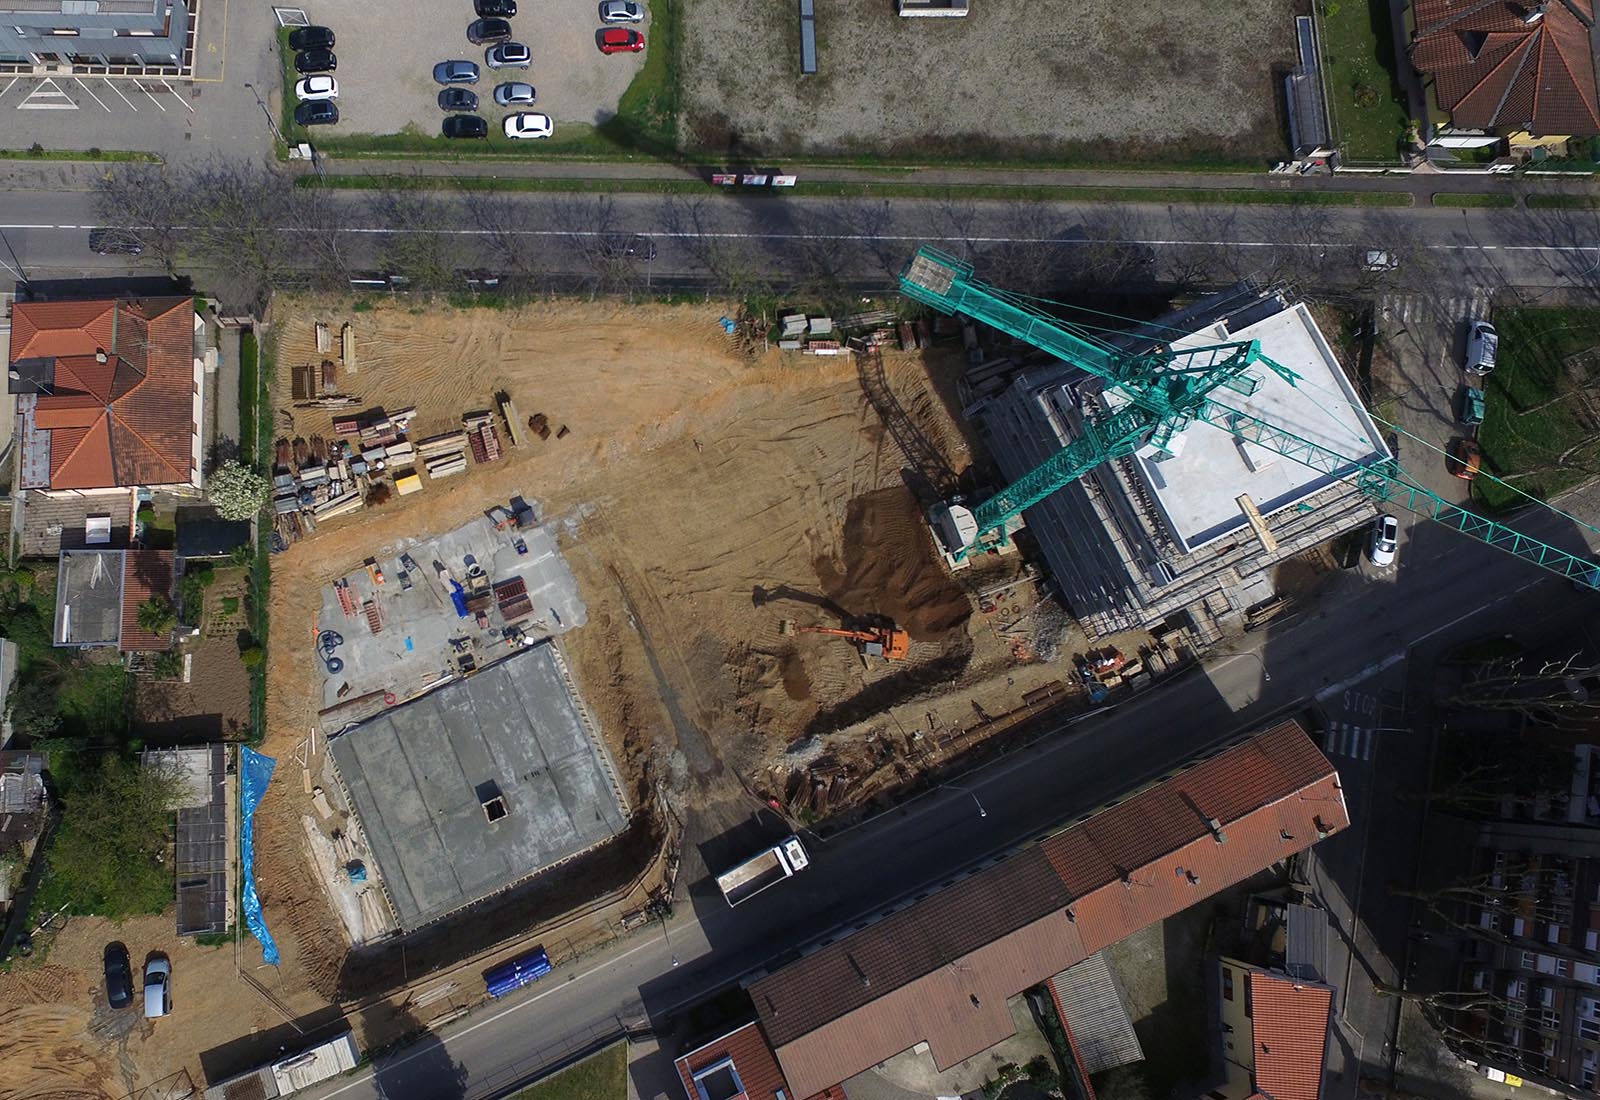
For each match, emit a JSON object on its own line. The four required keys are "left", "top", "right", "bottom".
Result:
{"left": 1521, "top": 1, "right": 1548, "bottom": 23}
{"left": 1315, "top": 815, "right": 1330, "bottom": 839}
{"left": 1186, "top": 870, "right": 1202, "bottom": 885}
{"left": 1207, "top": 816, "right": 1227, "bottom": 844}
{"left": 847, "top": 954, "right": 870, "bottom": 988}
{"left": 1280, "top": 828, "right": 1295, "bottom": 841}
{"left": 95, "top": 348, "right": 108, "bottom": 363}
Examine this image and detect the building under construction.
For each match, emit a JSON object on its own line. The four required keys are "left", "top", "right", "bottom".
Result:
{"left": 962, "top": 283, "right": 1387, "bottom": 642}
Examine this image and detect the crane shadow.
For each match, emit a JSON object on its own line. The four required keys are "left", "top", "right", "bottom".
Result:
{"left": 751, "top": 584, "right": 851, "bottom": 623}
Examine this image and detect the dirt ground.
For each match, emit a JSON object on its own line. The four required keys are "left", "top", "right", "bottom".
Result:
{"left": 133, "top": 568, "right": 253, "bottom": 743}
{"left": 680, "top": 0, "right": 1296, "bottom": 160}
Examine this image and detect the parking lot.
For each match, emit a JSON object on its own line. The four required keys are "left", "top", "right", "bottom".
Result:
{"left": 283, "top": 0, "right": 645, "bottom": 144}
{"left": 0, "top": 0, "right": 282, "bottom": 161}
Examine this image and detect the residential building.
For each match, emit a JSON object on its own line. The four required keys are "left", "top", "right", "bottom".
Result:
{"left": 1215, "top": 960, "right": 1334, "bottom": 1100}
{"left": 1422, "top": 820, "right": 1600, "bottom": 1092}
{"left": 700, "top": 720, "right": 1349, "bottom": 1100}
{"left": 0, "top": 0, "right": 189, "bottom": 69}
{"left": 10, "top": 295, "right": 205, "bottom": 495}
{"left": 53, "top": 548, "right": 173, "bottom": 652}
{"left": 1409, "top": 0, "right": 1600, "bottom": 156}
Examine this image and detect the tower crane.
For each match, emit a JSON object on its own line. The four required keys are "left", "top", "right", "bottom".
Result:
{"left": 896, "top": 246, "right": 1600, "bottom": 588}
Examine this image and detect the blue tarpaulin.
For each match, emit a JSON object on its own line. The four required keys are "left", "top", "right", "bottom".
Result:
{"left": 484, "top": 947, "right": 552, "bottom": 997}
{"left": 240, "top": 747, "right": 281, "bottom": 965}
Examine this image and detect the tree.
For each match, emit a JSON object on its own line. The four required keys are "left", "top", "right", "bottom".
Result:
{"left": 137, "top": 595, "right": 176, "bottom": 638}
{"left": 43, "top": 757, "right": 180, "bottom": 918}
{"left": 7, "top": 674, "right": 61, "bottom": 741}
{"left": 207, "top": 460, "right": 270, "bottom": 520}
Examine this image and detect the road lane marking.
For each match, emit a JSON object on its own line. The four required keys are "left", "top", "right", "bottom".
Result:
{"left": 102, "top": 78, "right": 137, "bottom": 110}
{"left": 73, "top": 77, "right": 110, "bottom": 112}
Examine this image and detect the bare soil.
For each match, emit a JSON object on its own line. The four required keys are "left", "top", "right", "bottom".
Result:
{"left": 133, "top": 568, "right": 252, "bottom": 743}
{"left": 680, "top": 0, "right": 1296, "bottom": 161}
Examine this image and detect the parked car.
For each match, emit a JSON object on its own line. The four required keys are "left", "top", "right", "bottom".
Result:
{"left": 294, "top": 48, "right": 336, "bottom": 74}
{"left": 599, "top": 0, "right": 645, "bottom": 21}
{"left": 1449, "top": 437, "right": 1483, "bottom": 480}
{"left": 103, "top": 943, "right": 133, "bottom": 1009}
{"left": 474, "top": 0, "right": 516, "bottom": 15}
{"left": 438, "top": 87, "right": 480, "bottom": 111}
{"left": 1368, "top": 513, "right": 1398, "bottom": 567}
{"left": 1363, "top": 249, "right": 1397, "bottom": 272}
{"left": 88, "top": 227, "right": 143, "bottom": 256}
{"left": 433, "top": 59, "right": 480, "bottom": 84}
{"left": 598, "top": 27, "right": 645, "bottom": 53}
{"left": 493, "top": 81, "right": 536, "bottom": 106}
{"left": 294, "top": 100, "right": 339, "bottom": 126}
{"left": 143, "top": 957, "right": 171, "bottom": 1019}
{"left": 1460, "top": 385, "right": 1485, "bottom": 428}
{"left": 600, "top": 233, "right": 656, "bottom": 260}
{"left": 294, "top": 74, "right": 338, "bottom": 101}
{"left": 485, "top": 41, "right": 531, "bottom": 68}
{"left": 1464, "top": 319, "right": 1498, "bottom": 375}
{"left": 442, "top": 114, "right": 489, "bottom": 139}
{"left": 287, "top": 25, "right": 334, "bottom": 51}
{"left": 467, "top": 17, "right": 513, "bottom": 44}
{"left": 502, "top": 111, "right": 552, "bottom": 139}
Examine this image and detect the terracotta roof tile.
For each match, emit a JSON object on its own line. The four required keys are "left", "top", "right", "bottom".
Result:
{"left": 1411, "top": 0, "right": 1600, "bottom": 134}
{"left": 119, "top": 550, "right": 173, "bottom": 651}
{"left": 750, "top": 722, "right": 1348, "bottom": 1099}
{"left": 12, "top": 297, "right": 197, "bottom": 490}
{"left": 1249, "top": 972, "right": 1333, "bottom": 1100}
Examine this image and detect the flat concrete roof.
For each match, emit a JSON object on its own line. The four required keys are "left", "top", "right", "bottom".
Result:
{"left": 54, "top": 549, "right": 123, "bottom": 647}
{"left": 1125, "top": 302, "right": 1386, "bottom": 552}
{"left": 328, "top": 642, "right": 627, "bottom": 930}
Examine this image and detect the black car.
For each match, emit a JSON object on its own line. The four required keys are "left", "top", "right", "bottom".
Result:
{"left": 88, "top": 227, "right": 143, "bottom": 256}
{"left": 294, "top": 100, "right": 339, "bottom": 126}
{"left": 438, "top": 87, "right": 479, "bottom": 111}
{"left": 600, "top": 234, "right": 657, "bottom": 261}
{"left": 474, "top": 0, "right": 517, "bottom": 16}
{"left": 104, "top": 943, "right": 133, "bottom": 1009}
{"left": 287, "top": 24, "right": 334, "bottom": 51}
{"left": 442, "top": 115, "right": 488, "bottom": 139}
{"left": 294, "top": 48, "right": 336, "bottom": 73}
{"left": 467, "top": 17, "right": 512, "bottom": 44}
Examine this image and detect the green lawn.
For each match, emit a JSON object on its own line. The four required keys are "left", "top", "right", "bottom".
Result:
{"left": 1320, "top": 0, "right": 1411, "bottom": 163}
{"left": 505, "top": 1042, "right": 626, "bottom": 1100}
{"left": 1432, "top": 192, "right": 1517, "bottom": 208}
{"left": 1475, "top": 308, "right": 1600, "bottom": 512}
{"left": 281, "top": 0, "right": 679, "bottom": 159}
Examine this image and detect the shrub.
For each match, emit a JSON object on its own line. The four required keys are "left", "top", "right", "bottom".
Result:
{"left": 240, "top": 645, "right": 265, "bottom": 667}
{"left": 136, "top": 595, "right": 176, "bottom": 638}
{"left": 151, "top": 650, "right": 184, "bottom": 679}
{"left": 207, "top": 460, "right": 271, "bottom": 520}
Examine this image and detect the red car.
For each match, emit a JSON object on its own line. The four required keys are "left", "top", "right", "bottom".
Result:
{"left": 598, "top": 27, "right": 645, "bottom": 53}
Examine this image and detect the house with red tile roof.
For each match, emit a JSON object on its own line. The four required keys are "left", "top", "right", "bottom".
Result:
{"left": 1216, "top": 961, "right": 1334, "bottom": 1100}
{"left": 9, "top": 296, "right": 205, "bottom": 494}
{"left": 1410, "top": 0, "right": 1600, "bottom": 147}
{"left": 670, "top": 721, "right": 1348, "bottom": 1100}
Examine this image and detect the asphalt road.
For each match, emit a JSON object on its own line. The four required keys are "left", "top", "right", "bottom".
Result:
{"left": 2, "top": 188, "right": 1600, "bottom": 298}
{"left": 281, "top": 463, "right": 1600, "bottom": 1100}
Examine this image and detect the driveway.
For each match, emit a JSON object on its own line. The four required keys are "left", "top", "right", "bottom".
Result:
{"left": 287, "top": 0, "right": 643, "bottom": 139}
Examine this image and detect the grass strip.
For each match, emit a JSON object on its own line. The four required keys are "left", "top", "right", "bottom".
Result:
{"left": 1432, "top": 192, "right": 1517, "bottom": 208}
{"left": 503, "top": 1042, "right": 626, "bottom": 1100}
{"left": 299, "top": 173, "right": 1413, "bottom": 206}
{"left": 0, "top": 148, "right": 159, "bottom": 162}
{"left": 1526, "top": 193, "right": 1600, "bottom": 209}
{"left": 243, "top": 329, "right": 271, "bottom": 744}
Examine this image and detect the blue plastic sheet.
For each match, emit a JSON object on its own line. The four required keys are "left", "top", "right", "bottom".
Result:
{"left": 484, "top": 947, "right": 552, "bottom": 997}
{"left": 240, "top": 747, "right": 281, "bottom": 965}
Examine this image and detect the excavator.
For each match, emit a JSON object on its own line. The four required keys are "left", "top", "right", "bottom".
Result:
{"left": 778, "top": 619, "right": 910, "bottom": 661}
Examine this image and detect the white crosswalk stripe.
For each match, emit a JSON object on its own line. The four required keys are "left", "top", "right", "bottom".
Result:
{"left": 1324, "top": 722, "right": 1377, "bottom": 761}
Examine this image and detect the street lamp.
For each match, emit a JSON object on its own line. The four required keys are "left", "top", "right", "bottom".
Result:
{"left": 946, "top": 785, "right": 987, "bottom": 819}
{"left": 657, "top": 910, "right": 679, "bottom": 968}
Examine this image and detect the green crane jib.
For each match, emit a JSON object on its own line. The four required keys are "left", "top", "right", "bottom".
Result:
{"left": 898, "top": 245, "right": 1600, "bottom": 587}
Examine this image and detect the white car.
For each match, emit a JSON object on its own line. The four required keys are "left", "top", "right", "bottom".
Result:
{"left": 600, "top": 0, "right": 645, "bottom": 21}
{"left": 1369, "top": 513, "right": 1398, "bottom": 568}
{"left": 294, "top": 75, "right": 338, "bottom": 101}
{"left": 1363, "top": 249, "right": 1397, "bottom": 272}
{"left": 143, "top": 957, "right": 171, "bottom": 1019}
{"left": 503, "top": 112, "right": 552, "bottom": 139}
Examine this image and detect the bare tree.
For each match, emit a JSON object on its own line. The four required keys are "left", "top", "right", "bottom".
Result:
{"left": 659, "top": 195, "right": 770, "bottom": 300}
{"left": 366, "top": 185, "right": 468, "bottom": 291}
{"left": 181, "top": 158, "right": 301, "bottom": 298}
{"left": 92, "top": 164, "right": 187, "bottom": 274}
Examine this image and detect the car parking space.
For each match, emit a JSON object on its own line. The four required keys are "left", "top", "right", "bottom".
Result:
{"left": 284, "top": 0, "right": 645, "bottom": 142}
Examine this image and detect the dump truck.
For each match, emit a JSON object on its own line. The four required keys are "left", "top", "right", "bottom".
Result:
{"left": 715, "top": 835, "right": 809, "bottom": 907}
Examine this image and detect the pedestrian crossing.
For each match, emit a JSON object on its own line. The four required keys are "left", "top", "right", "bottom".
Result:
{"left": 1323, "top": 721, "right": 1376, "bottom": 761}
{"left": 1380, "top": 289, "right": 1493, "bottom": 327}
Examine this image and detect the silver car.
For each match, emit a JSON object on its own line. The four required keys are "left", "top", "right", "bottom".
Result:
{"left": 1464, "top": 319, "right": 1498, "bottom": 375}
{"left": 600, "top": 0, "right": 645, "bottom": 21}
{"left": 485, "top": 41, "right": 531, "bottom": 69}
{"left": 494, "top": 81, "right": 536, "bottom": 106}
{"left": 143, "top": 957, "right": 171, "bottom": 1019}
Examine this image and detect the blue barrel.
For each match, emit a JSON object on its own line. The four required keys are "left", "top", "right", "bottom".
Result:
{"left": 484, "top": 947, "right": 552, "bottom": 998}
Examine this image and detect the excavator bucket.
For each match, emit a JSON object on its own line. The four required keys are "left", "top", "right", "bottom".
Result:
{"left": 778, "top": 619, "right": 796, "bottom": 636}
